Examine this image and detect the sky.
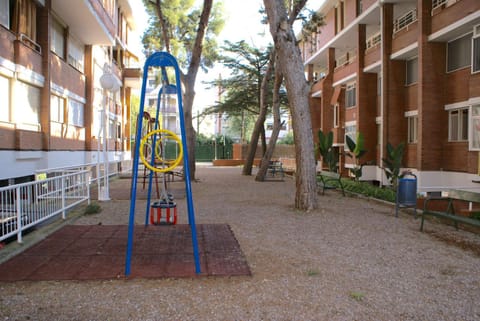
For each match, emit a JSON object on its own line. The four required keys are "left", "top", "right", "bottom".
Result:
{"left": 131, "top": 0, "right": 322, "bottom": 112}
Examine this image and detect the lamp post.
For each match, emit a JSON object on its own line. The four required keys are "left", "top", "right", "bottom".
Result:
{"left": 98, "top": 63, "right": 120, "bottom": 201}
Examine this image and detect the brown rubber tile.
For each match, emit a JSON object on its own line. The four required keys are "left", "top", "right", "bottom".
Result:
{"left": 0, "top": 224, "right": 251, "bottom": 281}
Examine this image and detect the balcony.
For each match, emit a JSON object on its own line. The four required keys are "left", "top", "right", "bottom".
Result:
{"left": 51, "top": 0, "right": 115, "bottom": 45}
{"left": 393, "top": 9, "right": 418, "bottom": 35}
{"left": 430, "top": 0, "right": 480, "bottom": 41}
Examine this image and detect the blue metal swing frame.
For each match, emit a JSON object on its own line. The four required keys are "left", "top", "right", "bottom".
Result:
{"left": 124, "top": 52, "right": 201, "bottom": 276}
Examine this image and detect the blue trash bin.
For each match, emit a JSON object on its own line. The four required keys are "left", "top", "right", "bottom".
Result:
{"left": 396, "top": 173, "right": 417, "bottom": 217}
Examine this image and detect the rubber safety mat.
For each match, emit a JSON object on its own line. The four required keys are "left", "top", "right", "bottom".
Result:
{"left": 0, "top": 224, "right": 251, "bottom": 281}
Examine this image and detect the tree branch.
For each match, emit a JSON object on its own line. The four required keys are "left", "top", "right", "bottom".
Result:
{"left": 154, "top": 0, "right": 170, "bottom": 52}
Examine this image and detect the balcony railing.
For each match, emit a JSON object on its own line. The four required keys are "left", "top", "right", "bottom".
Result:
{"left": 335, "top": 52, "right": 356, "bottom": 70}
{"left": 432, "top": 0, "right": 448, "bottom": 10}
{"left": 393, "top": 9, "right": 418, "bottom": 34}
{"left": 366, "top": 32, "right": 381, "bottom": 50}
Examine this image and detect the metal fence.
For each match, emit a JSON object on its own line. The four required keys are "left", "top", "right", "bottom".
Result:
{"left": 0, "top": 169, "right": 90, "bottom": 243}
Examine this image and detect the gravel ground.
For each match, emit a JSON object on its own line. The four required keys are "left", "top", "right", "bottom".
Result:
{"left": 1, "top": 165, "right": 480, "bottom": 321}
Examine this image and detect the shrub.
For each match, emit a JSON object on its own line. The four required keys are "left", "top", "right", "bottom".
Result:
{"left": 84, "top": 202, "right": 102, "bottom": 215}
{"left": 341, "top": 179, "right": 396, "bottom": 203}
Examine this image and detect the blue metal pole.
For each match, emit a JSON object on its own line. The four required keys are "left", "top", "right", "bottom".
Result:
{"left": 125, "top": 52, "right": 201, "bottom": 276}
{"left": 170, "top": 57, "right": 202, "bottom": 274}
{"left": 125, "top": 59, "right": 150, "bottom": 276}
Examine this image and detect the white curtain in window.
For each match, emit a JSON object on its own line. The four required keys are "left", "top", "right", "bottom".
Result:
{"left": 15, "top": 81, "right": 40, "bottom": 125}
{"left": 0, "top": 0, "right": 9, "bottom": 28}
{"left": 68, "top": 99, "right": 84, "bottom": 127}
{"left": 51, "top": 18, "right": 65, "bottom": 59}
{"left": 0, "top": 75, "right": 10, "bottom": 122}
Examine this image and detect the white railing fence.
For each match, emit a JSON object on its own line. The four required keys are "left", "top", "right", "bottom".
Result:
{"left": 0, "top": 170, "right": 90, "bottom": 243}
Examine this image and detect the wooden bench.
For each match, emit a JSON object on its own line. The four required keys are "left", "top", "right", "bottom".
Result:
{"left": 317, "top": 171, "right": 345, "bottom": 196}
{"left": 420, "top": 189, "right": 480, "bottom": 231}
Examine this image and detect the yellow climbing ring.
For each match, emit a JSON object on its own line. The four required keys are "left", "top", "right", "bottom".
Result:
{"left": 139, "top": 129, "right": 183, "bottom": 173}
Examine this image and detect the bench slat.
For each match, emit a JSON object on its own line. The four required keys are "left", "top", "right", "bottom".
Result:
{"left": 420, "top": 189, "right": 480, "bottom": 231}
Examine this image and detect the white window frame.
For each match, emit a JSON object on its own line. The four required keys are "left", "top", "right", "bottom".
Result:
{"left": 333, "top": 104, "right": 340, "bottom": 128}
{"left": 448, "top": 107, "right": 468, "bottom": 142}
{"left": 472, "top": 25, "right": 480, "bottom": 73}
{"left": 470, "top": 104, "right": 480, "bottom": 150}
{"left": 67, "top": 99, "right": 84, "bottom": 127}
{"left": 407, "top": 115, "right": 418, "bottom": 143}
{"left": 50, "top": 94, "right": 65, "bottom": 123}
{"left": 0, "top": 0, "right": 9, "bottom": 29}
{"left": 0, "top": 74, "right": 10, "bottom": 122}
{"left": 51, "top": 17, "right": 65, "bottom": 59}
{"left": 447, "top": 33, "right": 472, "bottom": 73}
{"left": 15, "top": 80, "right": 41, "bottom": 129}
{"left": 68, "top": 35, "right": 85, "bottom": 72}
{"left": 344, "top": 121, "right": 356, "bottom": 151}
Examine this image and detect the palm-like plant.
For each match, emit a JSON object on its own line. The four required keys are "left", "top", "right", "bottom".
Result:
{"left": 382, "top": 142, "right": 405, "bottom": 190}
{"left": 317, "top": 130, "right": 338, "bottom": 172}
{"left": 345, "top": 132, "right": 367, "bottom": 181}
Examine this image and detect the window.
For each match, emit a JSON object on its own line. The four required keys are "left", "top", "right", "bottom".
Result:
{"left": 407, "top": 116, "right": 418, "bottom": 143}
{"left": 0, "top": 0, "right": 9, "bottom": 29}
{"left": 473, "top": 26, "right": 480, "bottom": 73}
{"left": 356, "top": 0, "right": 363, "bottom": 15}
{"left": 335, "top": 1, "right": 344, "bottom": 34}
{"left": 344, "top": 122, "right": 356, "bottom": 150}
{"left": 68, "top": 99, "right": 84, "bottom": 127}
{"left": 406, "top": 57, "right": 418, "bottom": 85}
{"left": 470, "top": 105, "right": 480, "bottom": 150}
{"left": 449, "top": 108, "right": 468, "bottom": 141}
{"left": 16, "top": 81, "right": 40, "bottom": 126}
{"left": 68, "top": 36, "right": 85, "bottom": 72}
{"left": 0, "top": 75, "right": 10, "bottom": 122}
{"left": 50, "top": 95, "right": 65, "bottom": 123}
{"left": 11, "top": 0, "right": 37, "bottom": 41}
{"left": 345, "top": 83, "right": 356, "bottom": 108}
{"left": 377, "top": 76, "right": 381, "bottom": 96}
{"left": 333, "top": 104, "right": 340, "bottom": 128}
{"left": 447, "top": 33, "right": 472, "bottom": 72}
{"left": 51, "top": 18, "right": 65, "bottom": 59}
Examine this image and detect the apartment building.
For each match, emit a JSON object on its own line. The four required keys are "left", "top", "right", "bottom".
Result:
{"left": 301, "top": 0, "right": 480, "bottom": 192}
{"left": 0, "top": 0, "right": 141, "bottom": 186}
{"left": 144, "top": 73, "right": 181, "bottom": 135}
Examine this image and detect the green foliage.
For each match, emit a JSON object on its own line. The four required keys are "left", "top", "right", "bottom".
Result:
{"left": 84, "top": 202, "right": 102, "bottom": 215}
{"left": 340, "top": 179, "right": 396, "bottom": 203}
{"left": 317, "top": 130, "right": 338, "bottom": 172}
{"left": 202, "top": 41, "right": 282, "bottom": 117}
{"left": 306, "top": 269, "right": 320, "bottom": 277}
{"left": 141, "top": 0, "right": 224, "bottom": 70}
{"left": 300, "top": 10, "right": 325, "bottom": 40}
{"left": 345, "top": 133, "right": 367, "bottom": 181}
{"left": 349, "top": 291, "right": 365, "bottom": 302}
{"left": 382, "top": 142, "right": 405, "bottom": 190}
{"left": 278, "top": 131, "right": 295, "bottom": 145}
{"left": 470, "top": 212, "right": 480, "bottom": 221}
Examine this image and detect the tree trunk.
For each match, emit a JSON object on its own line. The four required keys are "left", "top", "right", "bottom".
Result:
{"left": 242, "top": 50, "right": 275, "bottom": 176}
{"left": 256, "top": 60, "right": 283, "bottom": 181}
{"left": 181, "top": 0, "right": 213, "bottom": 180}
{"left": 183, "top": 74, "right": 197, "bottom": 180}
{"left": 263, "top": 0, "right": 318, "bottom": 211}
